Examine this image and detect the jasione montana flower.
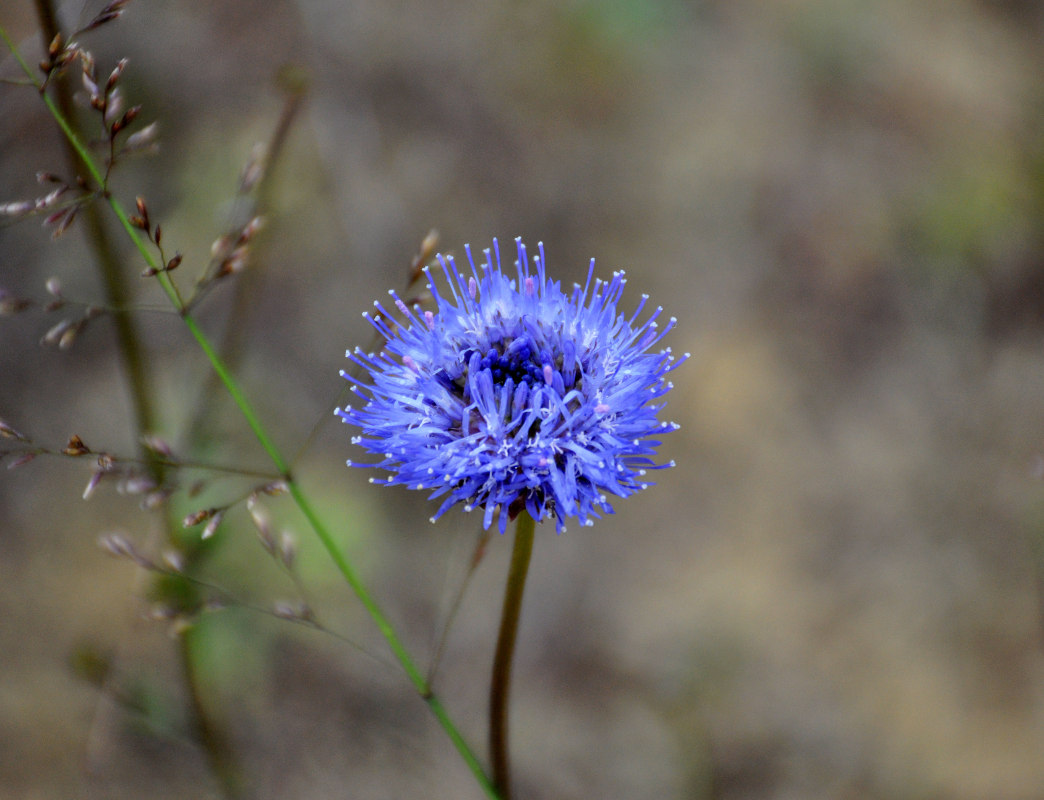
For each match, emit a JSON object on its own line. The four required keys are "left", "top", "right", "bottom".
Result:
{"left": 336, "top": 238, "right": 686, "bottom": 533}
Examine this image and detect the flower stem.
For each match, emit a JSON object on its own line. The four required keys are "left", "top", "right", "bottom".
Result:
{"left": 489, "top": 511, "right": 536, "bottom": 800}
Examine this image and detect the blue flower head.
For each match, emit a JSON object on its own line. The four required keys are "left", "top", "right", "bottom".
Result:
{"left": 336, "top": 238, "right": 686, "bottom": 533}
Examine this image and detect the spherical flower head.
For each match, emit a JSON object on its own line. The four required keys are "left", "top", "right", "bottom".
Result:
{"left": 336, "top": 238, "right": 686, "bottom": 533}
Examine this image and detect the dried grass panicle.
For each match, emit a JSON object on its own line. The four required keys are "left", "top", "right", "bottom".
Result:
{"left": 37, "top": 33, "right": 77, "bottom": 82}
{"left": 208, "top": 215, "right": 265, "bottom": 282}
{"left": 0, "top": 173, "right": 88, "bottom": 234}
{"left": 79, "top": 50, "right": 146, "bottom": 161}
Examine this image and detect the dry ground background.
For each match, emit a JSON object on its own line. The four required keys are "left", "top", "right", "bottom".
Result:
{"left": 3, "top": 1, "right": 1044, "bottom": 798}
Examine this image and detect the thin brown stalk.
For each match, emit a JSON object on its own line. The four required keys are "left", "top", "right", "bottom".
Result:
{"left": 183, "top": 69, "right": 307, "bottom": 448}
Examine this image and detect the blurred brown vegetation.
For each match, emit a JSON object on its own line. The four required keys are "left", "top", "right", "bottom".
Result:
{"left": 3, "top": 0, "right": 1044, "bottom": 798}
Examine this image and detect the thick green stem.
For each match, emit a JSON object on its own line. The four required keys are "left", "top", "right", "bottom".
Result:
{"left": 489, "top": 511, "right": 535, "bottom": 800}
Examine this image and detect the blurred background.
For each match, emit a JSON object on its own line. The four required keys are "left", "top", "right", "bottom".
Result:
{"left": 3, "top": 0, "right": 1044, "bottom": 797}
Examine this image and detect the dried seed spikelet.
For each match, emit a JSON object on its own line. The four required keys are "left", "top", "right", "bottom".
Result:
{"left": 98, "top": 532, "right": 135, "bottom": 559}
{"left": 0, "top": 420, "right": 29, "bottom": 441}
{"left": 42, "top": 319, "right": 73, "bottom": 346}
{"left": 0, "top": 290, "right": 32, "bottom": 315}
{"left": 278, "top": 530, "right": 297, "bottom": 570}
{"left": 58, "top": 321, "right": 83, "bottom": 350}
{"left": 81, "top": 60, "right": 101, "bottom": 106}
{"left": 409, "top": 229, "right": 439, "bottom": 284}
{"left": 141, "top": 488, "right": 173, "bottom": 511}
{"left": 103, "top": 88, "right": 124, "bottom": 129}
{"left": 239, "top": 142, "right": 267, "bottom": 192}
{"left": 272, "top": 601, "right": 299, "bottom": 620}
{"left": 161, "top": 549, "right": 185, "bottom": 572}
{"left": 0, "top": 201, "right": 35, "bottom": 217}
{"left": 201, "top": 510, "right": 224, "bottom": 540}
{"left": 110, "top": 105, "right": 141, "bottom": 135}
{"left": 63, "top": 434, "right": 91, "bottom": 456}
{"left": 130, "top": 195, "right": 149, "bottom": 231}
{"left": 82, "top": 11, "right": 122, "bottom": 32}
{"left": 43, "top": 208, "right": 67, "bottom": 227}
{"left": 37, "top": 187, "right": 68, "bottom": 210}
{"left": 210, "top": 233, "right": 233, "bottom": 258}
{"left": 273, "top": 601, "right": 313, "bottom": 622}
{"left": 141, "top": 433, "right": 175, "bottom": 459}
{"left": 105, "top": 58, "right": 127, "bottom": 94}
{"left": 6, "top": 452, "right": 37, "bottom": 470}
{"left": 82, "top": 470, "right": 104, "bottom": 499}
{"left": 97, "top": 533, "right": 153, "bottom": 569}
{"left": 259, "top": 480, "right": 288, "bottom": 497}
{"left": 247, "top": 495, "right": 276, "bottom": 554}
{"left": 51, "top": 207, "right": 79, "bottom": 240}
{"left": 39, "top": 35, "right": 76, "bottom": 76}
{"left": 218, "top": 246, "right": 249, "bottom": 277}
{"left": 240, "top": 215, "right": 265, "bottom": 242}
{"left": 182, "top": 507, "right": 218, "bottom": 528}
{"left": 117, "top": 474, "right": 156, "bottom": 495}
{"left": 81, "top": 0, "right": 132, "bottom": 33}
{"left": 123, "top": 121, "right": 159, "bottom": 152}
